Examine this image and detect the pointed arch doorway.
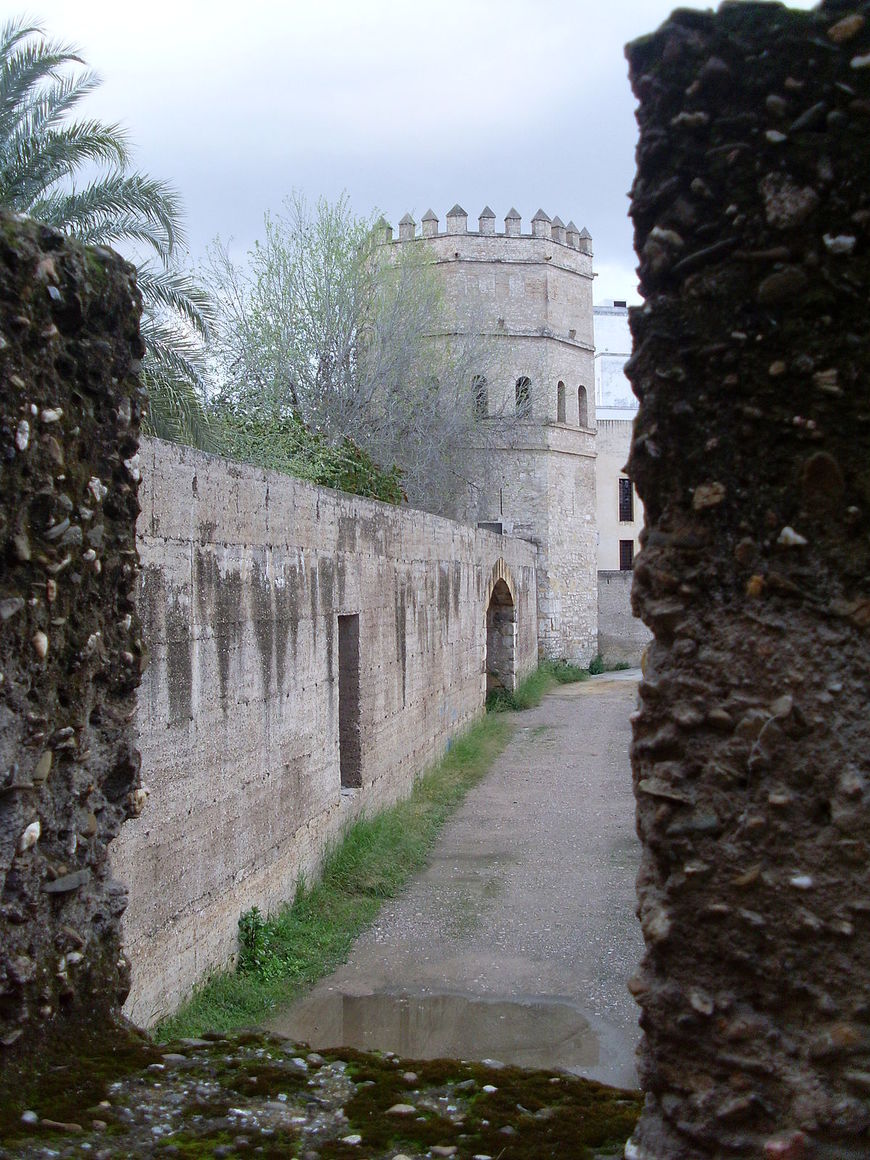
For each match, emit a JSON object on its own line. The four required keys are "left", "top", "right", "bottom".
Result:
{"left": 486, "top": 578, "right": 517, "bottom": 694}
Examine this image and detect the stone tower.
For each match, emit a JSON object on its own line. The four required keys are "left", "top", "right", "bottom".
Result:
{"left": 383, "top": 204, "right": 597, "bottom": 663}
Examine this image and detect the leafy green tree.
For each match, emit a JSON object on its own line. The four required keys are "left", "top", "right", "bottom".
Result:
{"left": 219, "top": 412, "right": 406, "bottom": 505}
{"left": 0, "top": 16, "right": 214, "bottom": 447}
{"left": 207, "top": 193, "right": 506, "bottom": 513}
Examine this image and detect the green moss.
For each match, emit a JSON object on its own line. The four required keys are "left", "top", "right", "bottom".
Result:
{"left": 158, "top": 1127, "right": 302, "bottom": 1157}
{"left": 0, "top": 1020, "right": 160, "bottom": 1139}
{"left": 2, "top": 1035, "right": 641, "bottom": 1157}
{"left": 83, "top": 248, "right": 111, "bottom": 294}
{"left": 331, "top": 1050, "right": 642, "bottom": 1159}
{"left": 216, "top": 1058, "right": 312, "bottom": 1100}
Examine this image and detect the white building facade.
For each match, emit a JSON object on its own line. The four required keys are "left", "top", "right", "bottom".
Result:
{"left": 594, "top": 300, "right": 643, "bottom": 573}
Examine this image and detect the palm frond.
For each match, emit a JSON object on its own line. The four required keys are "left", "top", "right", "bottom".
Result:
{"left": 0, "top": 18, "right": 88, "bottom": 143}
{"left": 140, "top": 311, "right": 208, "bottom": 373}
{"left": 133, "top": 263, "right": 215, "bottom": 337}
{"left": 28, "top": 170, "right": 183, "bottom": 259}
{"left": 2, "top": 118, "right": 130, "bottom": 205}
{"left": 141, "top": 361, "right": 215, "bottom": 448}
{"left": 139, "top": 305, "right": 216, "bottom": 450}
{"left": 3, "top": 67, "right": 108, "bottom": 152}
{"left": 0, "top": 18, "right": 214, "bottom": 453}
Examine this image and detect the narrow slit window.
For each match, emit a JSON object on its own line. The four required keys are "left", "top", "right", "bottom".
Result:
{"left": 516, "top": 376, "right": 531, "bottom": 416}
{"left": 557, "top": 381, "right": 566, "bottom": 423}
{"left": 578, "top": 384, "right": 588, "bottom": 427}
{"left": 619, "top": 539, "right": 634, "bottom": 571}
{"left": 472, "top": 375, "right": 488, "bottom": 419}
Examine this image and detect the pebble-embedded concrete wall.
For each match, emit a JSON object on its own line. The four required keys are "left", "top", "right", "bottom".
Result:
{"left": 0, "top": 215, "right": 146, "bottom": 1100}
{"left": 626, "top": 3, "right": 870, "bottom": 1157}
{"left": 112, "top": 438, "right": 538, "bottom": 1026}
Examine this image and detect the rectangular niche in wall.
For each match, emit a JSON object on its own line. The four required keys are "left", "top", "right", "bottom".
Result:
{"left": 338, "top": 614, "right": 361, "bottom": 788}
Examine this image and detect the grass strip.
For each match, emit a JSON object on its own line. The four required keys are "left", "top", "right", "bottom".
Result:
{"left": 155, "top": 711, "right": 512, "bottom": 1041}
{"left": 485, "top": 656, "right": 591, "bottom": 712}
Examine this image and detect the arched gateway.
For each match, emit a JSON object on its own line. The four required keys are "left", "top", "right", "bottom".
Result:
{"left": 485, "top": 563, "right": 518, "bottom": 694}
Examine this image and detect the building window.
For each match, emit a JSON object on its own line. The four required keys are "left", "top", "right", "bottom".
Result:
{"left": 618, "top": 477, "right": 634, "bottom": 522}
{"left": 578, "top": 384, "right": 588, "bottom": 427}
{"left": 472, "top": 375, "right": 488, "bottom": 419}
{"left": 557, "top": 381, "right": 566, "bottom": 423}
{"left": 619, "top": 539, "right": 634, "bottom": 571}
{"left": 516, "top": 376, "right": 531, "bottom": 416}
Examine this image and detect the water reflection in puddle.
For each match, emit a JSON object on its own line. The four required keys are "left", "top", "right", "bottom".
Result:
{"left": 270, "top": 992, "right": 634, "bottom": 1086}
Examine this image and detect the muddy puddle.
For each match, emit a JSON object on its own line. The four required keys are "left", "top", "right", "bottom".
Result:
{"left": 269, "top": 991, "right": 635, "bottom": 1087}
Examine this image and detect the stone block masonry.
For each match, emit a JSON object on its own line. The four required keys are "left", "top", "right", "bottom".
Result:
{"left": 597, "top": 571, "right": 651, "bottom": 667}
{"left": 112, "top": 439, "right": 538, "bottom": 1026}
{"left": 0, "top": 215, "right": 146, "bottom": 1097}
{"left": 384, "top": 205, "right": 599, "bottom": 665}
{"left": 625, "top": 3, "right": 870, "bottom": 1157}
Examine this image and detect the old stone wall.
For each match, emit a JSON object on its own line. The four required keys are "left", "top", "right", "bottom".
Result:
{"left": 597, "top": 571, "right": 650, "bottom": 667}
{"left": 0, "top": 215, "right": 145, "bottom": 1098}
{"left": 626, "top": 3, "right": 870, "bottom": 1157}
{"left": 112, "top": 438, "right": 538, "bottom": 1026}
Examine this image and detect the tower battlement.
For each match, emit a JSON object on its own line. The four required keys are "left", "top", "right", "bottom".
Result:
{"left": 376, "top": 205, "right": 593, "bottom": 255}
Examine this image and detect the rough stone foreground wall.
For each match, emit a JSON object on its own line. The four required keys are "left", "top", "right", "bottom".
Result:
{"left": 597, "top": 571, "right": 651, "bottom": 667}
{"left": 112, "top": 438, "right": 538, "bottom": 1026}
{"left": 0, "top": 217, "right": 145, "bottom": 1087}
{"left": 626, "top": 3, "right": 870, "bottom": 1157}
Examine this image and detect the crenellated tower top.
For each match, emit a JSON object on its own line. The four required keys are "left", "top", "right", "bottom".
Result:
{"left": 380, "top": 205, "right": 593, "bottom": 254}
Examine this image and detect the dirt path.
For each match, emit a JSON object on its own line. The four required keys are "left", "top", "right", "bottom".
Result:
{"left": 268, "top": 674, "right": 644, "bottom": 1088}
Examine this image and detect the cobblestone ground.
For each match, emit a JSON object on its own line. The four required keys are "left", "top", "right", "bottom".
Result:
{"left": 271, "top": 675, "right": 644, "bottom": 1089}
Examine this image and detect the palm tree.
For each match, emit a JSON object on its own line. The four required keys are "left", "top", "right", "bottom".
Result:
{"left": 0, "top": 16, "right": 214, "bottom": 447}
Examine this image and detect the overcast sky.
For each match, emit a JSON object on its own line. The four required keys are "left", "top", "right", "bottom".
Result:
{"left": 33, "top": 0, "right": 816, "bottom": 304}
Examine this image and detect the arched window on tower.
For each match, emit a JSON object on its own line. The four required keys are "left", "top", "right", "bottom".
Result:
{"left": 557, "top": 381, "right": 566, "bottom": 424}
{"left": 578, "top": 384, "right": 588, "bottom": 427}
{"left": 516, "top": 376, "right": 531, "bottom": 417}
{"left": 472, "top": 375, "right": 488, "bottom": 419}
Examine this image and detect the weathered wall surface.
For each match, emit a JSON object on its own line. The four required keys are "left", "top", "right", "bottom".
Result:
{"left": 451, "top": 428, "right": 598, "bottom": 664}
{"left": 597, "top": 571, "right": 650, "bottom": 667}
{"left": 0, "top": 215, "right": 145, "bottom": 1096}
{"left": 411, "top": 224, "right": 595, "bottom": 425}
{"left": 594, "top": 302, "right": 636, "bottom": 411}
{"left": 626, "top": 3, "right": 870, "bottom": 1157}
{"left": 112, "top": 438, "right": 538, "bottom": 1026}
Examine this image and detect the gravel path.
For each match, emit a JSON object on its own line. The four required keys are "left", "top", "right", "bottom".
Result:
{"left": 270, "top": 674, "right": 644, "bottom": 1089}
